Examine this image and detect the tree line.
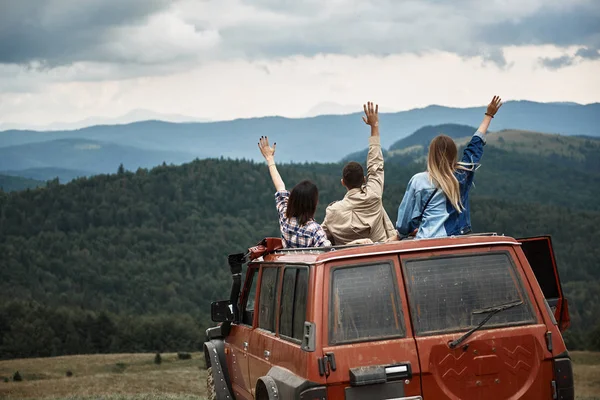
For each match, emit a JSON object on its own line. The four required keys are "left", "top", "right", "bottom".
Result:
{"left": 1, "top": 145, "right": 599, "bottom": 358}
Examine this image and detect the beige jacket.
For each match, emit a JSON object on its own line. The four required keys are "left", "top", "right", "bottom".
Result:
{"left": 322, "top": 136, "right": 397, "bottom": 245}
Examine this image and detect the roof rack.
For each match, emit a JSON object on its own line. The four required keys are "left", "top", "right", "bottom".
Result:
{"left": 459, "top": 232, "right": 500, "bottom": 237}
{"left": 262, "top": 232, "right": 502, "bottom": 257}
{"left": 274, "top": 242, "right": 372, "bottom": 255}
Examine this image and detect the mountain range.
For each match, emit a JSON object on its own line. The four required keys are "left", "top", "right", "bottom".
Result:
{"left": 0, "top": 101, "right": 598, "bottom": 183}
{"left": 0, "top": 109, "right": 209, "bottom": 132}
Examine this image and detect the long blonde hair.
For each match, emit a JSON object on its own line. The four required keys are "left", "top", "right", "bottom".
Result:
{"left": 427, "top": 135, "right": 464, "bottom": 212}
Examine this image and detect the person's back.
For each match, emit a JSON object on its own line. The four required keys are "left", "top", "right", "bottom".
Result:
{"left": 322, "top": 102, "right": 396, "bottom": 245}
{"left": 257, "top": 136, "right": 331, "bottom": 248}
{"left": 394, "top": 96, "right": 503, "bottom": 239}
{"left": 396, "top": 171, "right": 448, "bottom": 238}
{"left": 274, "top": 185, "right": 330, "bottom": 248}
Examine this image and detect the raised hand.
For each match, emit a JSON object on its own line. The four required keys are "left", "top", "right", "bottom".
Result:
{"left": 486, "top": 96, "right": 503, "bottom": 118}
{"left": 258, "top": 136, "right": 276, "bottom": 161}
{"left": 362, "top": 101, "right": 379, "bottom": 127}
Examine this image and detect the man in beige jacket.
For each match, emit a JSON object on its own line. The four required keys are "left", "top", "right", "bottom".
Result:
{"left": 321, "top": 102, "right": 397, "bottom": 245}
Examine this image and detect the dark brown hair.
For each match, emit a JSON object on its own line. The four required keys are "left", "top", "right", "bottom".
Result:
{"left": 287, "top": 180, "right": 319, "bottom": 225}
{"left": 342, "top": 162, "right": 364, "bottom": 189}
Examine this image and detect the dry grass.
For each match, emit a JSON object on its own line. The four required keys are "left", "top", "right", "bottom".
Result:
{"left": 572, "top": 351, "right": 600, "bottom": 400}
{"left": 0, "top": 353, "right": 207, "bottom": 400}
{"left": 1, "top": 351, "right": 598, "bottom": 400}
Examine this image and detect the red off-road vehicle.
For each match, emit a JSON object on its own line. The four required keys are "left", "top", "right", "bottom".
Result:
{"left": 204, "top": 234, "right": 573, "bottom": 400}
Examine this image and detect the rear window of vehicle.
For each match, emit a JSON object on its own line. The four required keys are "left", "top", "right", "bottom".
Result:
{"left": 329, "top": 263, "right": 405, "bottom": 344}
{"left": 279, "top": 267, "right": 309, "bottom": 342}
{"left": 258, "top": 267, "right": 279, "bottom": 332}
{"left": 403, "top": 253, "right": 535, "bottom": 335}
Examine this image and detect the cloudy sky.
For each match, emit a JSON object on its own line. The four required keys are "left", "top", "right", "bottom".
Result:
{"left": 1, "top": 0, "right": 599, "bottom": 128}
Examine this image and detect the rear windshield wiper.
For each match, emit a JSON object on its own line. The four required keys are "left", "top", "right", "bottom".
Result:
{"left": 448, "top": 300, "right": 523, "bottom": 349}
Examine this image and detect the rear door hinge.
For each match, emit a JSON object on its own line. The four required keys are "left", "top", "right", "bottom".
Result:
{"left": 318, "top": 352, "right": 337, "bottom": 377}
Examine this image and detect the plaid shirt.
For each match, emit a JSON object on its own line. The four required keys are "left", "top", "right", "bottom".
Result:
{"left": 275, "top": 191, "right": 331, "bottom": 248}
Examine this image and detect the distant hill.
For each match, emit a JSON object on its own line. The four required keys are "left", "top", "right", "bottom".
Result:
{"left": 0, "top": 138, "right": 198, "bottom": 179}
{"left": 1, "top": 101, "right": 598, "bottom": 166}
{"left": 345, "top": 125, "right": 600, "bottom": 172}
{"left": 0, "top": 167, "right": 93, "bottom": 183}
{"left": 389, "top": 123, "right": 476, "bottom": 150}
{"left": 0, "top": 109, "right": 209, "bottom": 131}
{"left": 0, "top": 175, "right": 44, "bottom": 192}
{"left": 457, "top": 130, "right": 600, "bottom": 172}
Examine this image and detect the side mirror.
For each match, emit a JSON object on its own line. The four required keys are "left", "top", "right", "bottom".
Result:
{"left": 211, "top": 300, "right": 234, "bottom": 322}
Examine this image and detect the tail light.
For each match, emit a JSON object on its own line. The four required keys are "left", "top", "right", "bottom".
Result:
{"left": 552, "top": 357, "right": 574, "bottom": 400}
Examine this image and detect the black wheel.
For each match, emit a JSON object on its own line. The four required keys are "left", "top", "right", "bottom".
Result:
{"left": 206, "top": 367, "right": 217, "bottom": 400}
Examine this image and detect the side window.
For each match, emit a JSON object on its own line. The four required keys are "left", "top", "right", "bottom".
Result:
{"left": 403, "top": 253, "right": 536, "bottom": 335}
{"left": 329, "top": 263, "right": 405, "bottom": 345}
{"left": 241, "top": 267, "right": 258, "bottom": 326}
{"left": 279, "top": 267, "right": 309, "bottom": 341}
{"left": 258, "top": 267, "right": 279, "bottom": 332}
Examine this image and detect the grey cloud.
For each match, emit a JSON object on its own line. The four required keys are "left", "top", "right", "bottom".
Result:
{"left": 538, "top": 45, "right": 600, "bottom": 70}
{"left": 1, "top": 0, "right": 599, "bottom": 74}
{"left": 575, "top": 47, "right": 600, "bottom": 60}
{"left": 215, "top": 0, "right": 600, "bottom": 68}
{"left": 539, "top": 55, "right": 576, "bottom": 70}
{"left": 480, "top": 48, "right": 508, "bottom": 69}
{"left": 478, "top": 2, "right": 600, "bottom": 49}
{"left": 0, "top": 0, "right": 171, "bottom": 65}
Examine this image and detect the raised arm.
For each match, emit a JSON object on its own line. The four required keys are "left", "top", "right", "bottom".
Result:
{"left": 461, "top": 96, "right": 503, "bottom": 165}
{"left": 477, "top": 95, "right": 503, "bottom": 135}
{"left": 362, "top": 101, "right": 385, "bottom": 196}
{"left": 258, "top": 136, "right": 285, "bottom": 191}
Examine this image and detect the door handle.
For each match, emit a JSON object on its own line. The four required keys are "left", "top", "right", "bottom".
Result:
{"left": 243, "top": 342, "right": 248, "bottom": 351}
{"left": 264, "top": 350, "right": 270, "bottom": 360}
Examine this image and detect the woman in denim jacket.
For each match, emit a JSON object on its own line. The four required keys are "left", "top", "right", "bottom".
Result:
{"left": 392, "top": 96, "right": 503, "bottom": 239}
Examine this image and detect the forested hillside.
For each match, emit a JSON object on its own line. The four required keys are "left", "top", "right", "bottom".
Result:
{"left": 1, "top": 138, "right": 599, "bottom": 358}
{"left": 0, "top": 175, "right": 44, "bottom": 192}
{"left": 0, "top": 139, "right": 196, "bottom": 182}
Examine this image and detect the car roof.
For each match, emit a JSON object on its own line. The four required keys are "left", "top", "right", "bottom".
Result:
{"left": 256, "top": 234, "right": 520, "bottom": 265}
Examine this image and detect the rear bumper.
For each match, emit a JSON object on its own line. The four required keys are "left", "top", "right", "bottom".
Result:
{"left": 343, "top": 382, "right": 420, "bottom": 400}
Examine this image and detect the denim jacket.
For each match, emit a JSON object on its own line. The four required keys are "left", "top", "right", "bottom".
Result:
{"left": 395, "top": 131, "right": 486, "bottom": 239}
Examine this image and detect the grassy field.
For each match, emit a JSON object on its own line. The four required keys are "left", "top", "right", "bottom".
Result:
{"left": 572, "top": 351, "right": 600, "bottom": 400}
{"left": 0, "top": 353, "right": 207, "bottom": 400}
{"left": 0, "top": 351, "right": 598, "bottom": 399}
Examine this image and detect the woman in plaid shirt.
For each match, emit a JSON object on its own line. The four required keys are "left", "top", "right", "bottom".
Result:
{"left": 258, "top": 136, "right": 331, "bottom": 248}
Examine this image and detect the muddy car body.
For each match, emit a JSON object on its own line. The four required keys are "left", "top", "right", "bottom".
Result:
{"left": 205, "top": 234, "right": 573, "bottom": 400}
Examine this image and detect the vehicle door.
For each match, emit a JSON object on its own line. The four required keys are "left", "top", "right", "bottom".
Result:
{"left": 400, "top": 246, "right": 554, "bottom": 400}
{"left": 224, "top": 265, "right": 258, "bottom": 400}
{"left": 269, "top": 265, "right": 327, "bottom": 397}
{"left": 321, "top": 255, "right": 422, "bottom": 400}
{"left": 247, "top": 265, "right": 280, "bottom": 395}
{"left": 517, "top": 236, "right": 570, "bottom": 331}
